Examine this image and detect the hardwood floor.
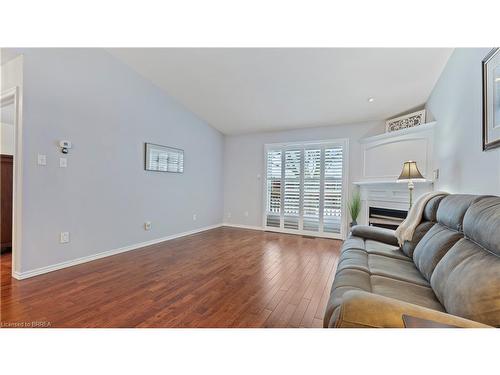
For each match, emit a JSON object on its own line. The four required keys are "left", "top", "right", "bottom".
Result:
{"left": 0, "top": 227, "right": 341, "bottom": 328}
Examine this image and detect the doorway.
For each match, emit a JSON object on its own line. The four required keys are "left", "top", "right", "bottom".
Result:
{"left": 1, "top": 86, "right": 22, "bottom": 277}
{"left": 1, "top": 98, "right": 15, "bottom": 253}
{"left": 263, "top": 138, "right": 349, "bottom": 239}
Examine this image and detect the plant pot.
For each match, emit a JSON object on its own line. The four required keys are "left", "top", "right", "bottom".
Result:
{"left": 350, "top": 220, "right": 357, "bottom": 227}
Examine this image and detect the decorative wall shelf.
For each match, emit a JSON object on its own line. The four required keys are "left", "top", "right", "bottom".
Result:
{"left": 359, "top": 121, "right": 436, "bottom": 144}
{"left": 353, "top": 179, "right": 434, "bottom": 186}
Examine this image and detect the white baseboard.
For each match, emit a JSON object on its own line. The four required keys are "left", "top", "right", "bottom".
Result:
{"left": 221, "top": 223, "right": 263, "bottom": 231}
{"left": 12, "top": 223, "right": 223, "bottom": 280}
{"left": 222, "top": 223, "right": 345, "bottom": 240}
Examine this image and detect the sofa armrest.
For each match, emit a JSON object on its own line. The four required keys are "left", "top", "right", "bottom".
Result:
{"left": 328, "top": 291, "right": 490, "bottom": 328}
{"left": 351, "top": 225, "right": 399, "bottom": 247}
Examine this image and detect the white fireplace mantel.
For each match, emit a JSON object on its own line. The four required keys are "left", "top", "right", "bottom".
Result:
{"left": 353, "top": 122, "right": 436, "bottom": 225}
{"left": 353, "top": 180, "right": 434, "bottom": 225}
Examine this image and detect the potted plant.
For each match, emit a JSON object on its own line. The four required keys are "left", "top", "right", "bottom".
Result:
{"left": 348, "top": 191, "right": 361, "bottom": 227}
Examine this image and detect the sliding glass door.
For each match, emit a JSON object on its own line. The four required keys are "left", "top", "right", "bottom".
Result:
{"left": 264, "top": 139, "right": 348, "bottom": 239}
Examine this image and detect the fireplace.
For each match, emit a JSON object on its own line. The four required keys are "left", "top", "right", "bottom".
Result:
{"left": 368, "top": 206, "right": 407, "bottom": 230}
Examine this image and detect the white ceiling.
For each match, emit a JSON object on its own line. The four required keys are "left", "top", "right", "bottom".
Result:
{"left": 108, "top": 48, "right": 453, "bottom": 135}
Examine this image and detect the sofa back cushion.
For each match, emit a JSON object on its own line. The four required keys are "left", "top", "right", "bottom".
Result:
{"left": 430, "top": 197, "right": 500, "bottom": 326}
{"left": 401, "top": 194, "right": 446, "bottom": 258}
{"left": 412, "top": 195, "right": 481, "bottom": 280}
{"left": 435, "top": 194, "right": 482, "bottom": 232}
{"left": 412, "top": 224, "right": 463, "bottom": 281}
{"left": 401, "top": 222, "right": 434, "bottom": 258}
{"left": 423, "top": 194, "right": 446, "bottom": 222}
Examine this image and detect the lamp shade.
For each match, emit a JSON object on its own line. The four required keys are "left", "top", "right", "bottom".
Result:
{"left": 398, "top": 161, "right": 424, "bottom": 180}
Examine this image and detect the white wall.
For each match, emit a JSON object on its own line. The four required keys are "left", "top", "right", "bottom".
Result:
{"left": 427, "top": 48, "right": 500, "bottom": 195}
{"left": 1, "top": 54, "right": 23, "bottom": 155}
{"left": 223, "top": 121, "right": 384, "bottom": 228}
{"left": 7, "top": 48, "right": 224, "bottom": 274}
{"left": 1, "top": 122, "right": 15, "bottom": 154}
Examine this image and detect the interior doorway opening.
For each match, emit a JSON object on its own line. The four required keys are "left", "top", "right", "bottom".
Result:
{"left": 1, "top": 97, "right": 15, "bottom": 254}
{"left": 1, "top": 82, "right": 22, "bottom": 278}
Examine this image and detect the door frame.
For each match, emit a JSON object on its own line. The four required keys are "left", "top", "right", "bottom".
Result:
{"left": 261, "top": 138, "right": 349, "bottom": 240}
{"left": 1, "top": 86, "right": 24, "bottom": 276}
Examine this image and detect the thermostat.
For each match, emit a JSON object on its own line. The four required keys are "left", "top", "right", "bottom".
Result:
{"left": 59, "top": 140, "right": 72, "bottom": 154}
{"left": 59, "top": 140, "right": 72, "bottom": 149}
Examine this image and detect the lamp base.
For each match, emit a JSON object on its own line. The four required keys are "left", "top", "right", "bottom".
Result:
{"left": 408, "top": 180, "right": 414, "bottom": 210}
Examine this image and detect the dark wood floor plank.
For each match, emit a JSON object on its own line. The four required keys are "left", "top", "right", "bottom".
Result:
{"left": 1, "top": 227, "right": 341, "bottom": 328}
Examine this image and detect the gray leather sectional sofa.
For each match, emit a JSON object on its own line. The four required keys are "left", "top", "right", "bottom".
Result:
{"left": 324, "top": 194, "right": 500, "bottom": 328}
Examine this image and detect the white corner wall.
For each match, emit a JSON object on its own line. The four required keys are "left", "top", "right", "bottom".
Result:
{"left": 223, "top": 121, "right": 385, "bottom": 228}
{"left": 426, "top": 48, "right": 500, "bottom": 195}
{"left": 9, "top": 48, "right": 224, "bottom": 275}
{"left": 1, "top": 122, "right": 15, "bottom": 155}
{"left": 1, "top": 54, "right": 23, "bottom": 155}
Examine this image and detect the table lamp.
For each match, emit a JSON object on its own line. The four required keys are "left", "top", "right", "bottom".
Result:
{"left": 398, "top": 161, "right": 424, "bottom": 209}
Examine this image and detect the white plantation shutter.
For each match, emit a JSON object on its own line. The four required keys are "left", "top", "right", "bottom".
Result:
{"left": 149, "top": 150, "right": 169, "bottom": 171}
{"left": 323, "top": 146, "right": 343, "bottom": 233}
{"left": 266, "top": 150, "right": 282, "bottom": 227}
{"left": 303, "top": 149, "right": 321, "bottom": 231}
{"left": 284, "top": 149, "right": 301, "bottom": 229}
{"left": 264, "top": 140, "right": 347, "bottom": 238}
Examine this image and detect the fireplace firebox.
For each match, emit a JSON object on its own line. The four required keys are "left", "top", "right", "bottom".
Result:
{"left": 368, "top": 206, "right": 407, "bottom": 230}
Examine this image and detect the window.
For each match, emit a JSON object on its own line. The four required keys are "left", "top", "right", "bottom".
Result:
{"left": 263, "top": 139, "right": 348, "bottom": 239}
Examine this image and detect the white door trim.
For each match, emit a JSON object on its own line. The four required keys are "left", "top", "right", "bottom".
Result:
{"left": 1, "top": 86, "right": 23, "bottom": 277}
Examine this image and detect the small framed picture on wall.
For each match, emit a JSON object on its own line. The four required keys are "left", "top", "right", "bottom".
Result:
{"left": 482, "top": 47, "right": 500, "bottom": 151}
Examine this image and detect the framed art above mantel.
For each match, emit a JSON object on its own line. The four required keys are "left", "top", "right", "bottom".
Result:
{"left": 482, "top": 47, "right": 500, "bottom": 151}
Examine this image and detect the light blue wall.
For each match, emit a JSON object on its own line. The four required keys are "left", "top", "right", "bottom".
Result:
{"left": 426, "top": 48, "right": 500, "bottom": 195}
{"left": 11, "top": 48, "right": 224, "bottom": 273}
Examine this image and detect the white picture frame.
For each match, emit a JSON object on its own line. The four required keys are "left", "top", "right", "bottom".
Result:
{"left": 482, "top": 48, "right": 500, "bottom": 151}
{"left": 145, "top": 143, "right": 184, "bottom": 173}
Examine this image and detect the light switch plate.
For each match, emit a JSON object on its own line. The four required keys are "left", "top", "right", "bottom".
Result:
{"left": 59, "top": 158, "right": 67, "bottom": 168}
{"left": 60, "top": 232, "right": 70, "bottom": 244}
{"left": 433, "top": 169, "right": 439, "bottom": 180}
{"left": 37, "top": 154, "right": 47, "bottom": 166}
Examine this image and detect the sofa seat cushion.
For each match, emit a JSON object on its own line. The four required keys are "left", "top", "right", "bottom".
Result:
{"left": 342, "top": 236, "right": 409, "bottom": 261}
{"left": 369, "top": 275, "right": 444, "bottom": 312}
{"left": 324, "top": 268, "right": 445, "bottom": 326}
{"left": 365, "top": 240, "right": 409, "bottom": 261}
{"left": 338, "top": 248, "right": 430, "bottom": 287}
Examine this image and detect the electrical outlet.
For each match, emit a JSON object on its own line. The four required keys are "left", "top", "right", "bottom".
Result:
{"left": 193, "top": 214, "right": 197, "bottom": 221}
{"left": 59, "top": 157, "right": 67, "bottom": 168}
{"left": 244, "top": 211, "right": 249, "bottom": 217}
{"left": 144, "top": 221, "right": 152, "bottom": 231}
{"left": 227, "top": 212, "right": 232, "bottom": 219}
{"left": 37, "top": 154, "right": 47, "bottom": 166}
{"left": 60, "top": 232, "right": 70, "bottom": 244}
